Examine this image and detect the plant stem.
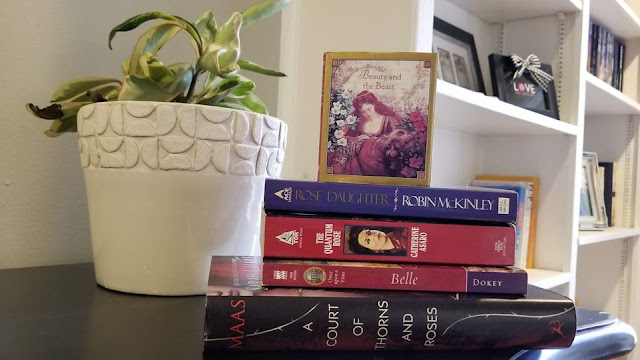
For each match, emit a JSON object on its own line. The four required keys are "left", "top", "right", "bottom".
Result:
{"left": 186, "top": 69, "right": 203, "bottom": 103}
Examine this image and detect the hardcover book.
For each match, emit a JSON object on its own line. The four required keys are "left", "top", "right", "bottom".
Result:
{"left": 318, "top": 52, "right": 438, "bottom": 186}
{"left": 264, "top": 179, "right": 518, "bottom": 223}
{"left": 203, "top": 256, "right": 576, "bottom": 352}
{"left": 598, "top": 162, "right": 615, "bottom": 227}
{"left": 262, "top": 259, "right": 528, "bottom": 294}
{"left": 263, "top": 214, "right": 516, "bottom": 266}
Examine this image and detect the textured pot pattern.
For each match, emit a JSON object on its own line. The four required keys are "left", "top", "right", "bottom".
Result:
{"left": 77, "top": 101, "right": 287, "bottom": 175}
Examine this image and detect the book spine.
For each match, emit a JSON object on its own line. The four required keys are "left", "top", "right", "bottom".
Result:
{"left": 204, "top": 293, "right": 576, "bottom": 351}
{"left": 262, "top": 260, "right": 528, "bottom": 294}
{"left": 263, "top": 215, "right": 516, "bottom": 265}
{"left": 264, "top": 180, "right": 518, "bottom": 223}
{"left": 612, "top": 39, "right": 620, "bottom": 90}
{"left": 590, "top": 24, "right": 599, "bottom": 75}
{"left": 608, "top": 32, "right": 615, "bottom": 85}
{"left": 619, "top": 43, "right": 625, "bottom": 91}
{"left": 587, "top": 21, "right": 593, "bottom": 73}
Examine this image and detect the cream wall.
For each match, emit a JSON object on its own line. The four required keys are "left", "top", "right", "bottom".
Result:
{"left": 0, "top": 0, "right": 281, "bottom": 269}
{"left": 278, "top": 0, "right": 433, "bottom": 181}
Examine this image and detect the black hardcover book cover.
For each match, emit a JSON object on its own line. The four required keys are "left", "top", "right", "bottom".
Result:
{"left": 599, "top": 162, "right": 614, "bottom": 227}
{"left": 590, "top": 23, "right": 599, "bottom": 75}
{"left": 203, "top": 257, "right": 576, "bottom": 352}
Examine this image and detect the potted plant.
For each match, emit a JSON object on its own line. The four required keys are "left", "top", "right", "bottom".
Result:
{"left": 26, "top": 0, "right": 290, "bottom": 295}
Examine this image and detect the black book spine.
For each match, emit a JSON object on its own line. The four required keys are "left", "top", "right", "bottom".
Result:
{"left": 204, "top": 292, "right": 576, "bottom": 351}
{"left": 619, "top": 43, "right": 625, "bottom": 91}
{"left": 591, "top": 24, "right": 600, "bottom": 76}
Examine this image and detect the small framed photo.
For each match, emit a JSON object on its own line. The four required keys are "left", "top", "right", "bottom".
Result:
{"left": 488, "top": 53, "right": 559, "bottom": 119}
{"left": 319, "top": 52, "right": 437, "bottom": 186}
{"left": 432, "top": 17, "right": 485, "bottom": 94}
{"left": 580, "top": 152, "right": 608, "bottom": 230}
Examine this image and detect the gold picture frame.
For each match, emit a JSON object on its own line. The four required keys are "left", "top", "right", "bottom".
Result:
{"left": 318, "top": 52, "right": 438, "bottom": 186}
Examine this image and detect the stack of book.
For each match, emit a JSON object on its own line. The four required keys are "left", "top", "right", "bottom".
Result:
{"left": 203, "top": 50, "right": 576, "bottom": 353}
{"left": 203, "top": 179, "right": 577, "bottom": 352}
{"left": 261, "top": 179, "right": 525, "bottom": 294}
{"left": 588, "top": 20, "right": 625, "bottom": 91}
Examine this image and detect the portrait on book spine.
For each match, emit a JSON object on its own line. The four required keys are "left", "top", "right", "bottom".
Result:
{"left": 319, "top": 52, "right": 437, "bottom": 186}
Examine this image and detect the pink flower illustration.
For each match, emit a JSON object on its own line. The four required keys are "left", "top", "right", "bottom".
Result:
{"left": 409, "top": 156, "right": 424, "bottom": 169}
{"left": 413, "top": 120, "right": 426, "bottom": 132}
{"left": 418, "top": 131, "right": 427, "bottom": 144}
{"left": 409, "top": 111, "right": 422, "bottom": 123}
{"left": 401, "top": 166, "right": 417, "bottom": 178}
{"left": 400, "top": 166, "right": 417, "bottom": 178}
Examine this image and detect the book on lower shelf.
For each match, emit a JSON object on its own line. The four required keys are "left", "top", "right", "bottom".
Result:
{"left": 598, "top": 161, "right": 615, "bottom": 227}
{"left": 472, "top": 175, "right": 540, "bottom": 269}
{"left": 203, "top": 256, "right": 576, "bottom": 352}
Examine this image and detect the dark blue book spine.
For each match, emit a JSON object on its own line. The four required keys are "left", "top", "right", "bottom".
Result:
{"left": 264, "top": 180, "right": 517, "bottom": 223}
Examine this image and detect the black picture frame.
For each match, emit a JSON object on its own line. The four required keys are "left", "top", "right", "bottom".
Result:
{"left": 432, "top": 17, "right": 485, "bottom": 94}
{"left": 488, "top": 53, "right": 560, "bottom": 120}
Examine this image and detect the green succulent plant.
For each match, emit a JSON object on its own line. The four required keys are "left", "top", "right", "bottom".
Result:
{"left": 26, "top": 0, "right": 290, "bottom": 137}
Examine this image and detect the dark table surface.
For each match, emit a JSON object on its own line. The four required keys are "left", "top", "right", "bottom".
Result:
{"left": 0, "top": 263, "right": 636, "bottom": 360}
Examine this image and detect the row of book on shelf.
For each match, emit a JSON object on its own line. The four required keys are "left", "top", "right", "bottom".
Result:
{"left": 588, "top": 20, "right": 626, "bottom": 91}
{"left": 203, "top": 51, "right": 576, "bottom": 353}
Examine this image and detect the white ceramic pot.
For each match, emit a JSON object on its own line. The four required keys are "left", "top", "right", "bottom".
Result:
{"left": 77, "top": 101, "right": 287, "bottom": 295}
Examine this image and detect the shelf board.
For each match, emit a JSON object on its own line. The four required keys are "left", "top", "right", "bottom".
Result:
{"left": 435, "top": 80, "right": 579, "bottom": 136}
{"left": 584, "top": 73, "right": 640, "bottom": 116}
{"left": 590, "top": 0, "right": 640, "bottom": 40}
{"left": 528, "top": 268, "right": 572, "bottom": 289}
{"left": 447, "top": 0, "right": 582, "bottom": 23}
{"left": 579, "top": 227, "right": 640, "bottom": 245}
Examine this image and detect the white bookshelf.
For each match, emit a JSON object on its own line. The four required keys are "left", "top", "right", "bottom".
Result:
{"left": 585, "top": 72, "right": 640, "bottom": 116}
{"left": 436, "top": 80, "right": 579, "bottom": 135}
{"left": 447, "top": 0, "right": 582, "bottom": 23}
{"left": 528, "top": 268, "right": 572, "bottom": 289}
{"left": 579, "top": 227, "right": 640, "bottom": 245}
{"left": 590, "top": 0, "right": 640, "bottom": 39}
{"left": 278, "top": 1, "right": 640, "bottom": 356}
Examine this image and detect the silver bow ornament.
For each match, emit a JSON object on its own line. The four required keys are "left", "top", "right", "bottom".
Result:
{"left": 510, "top": 54, "right": 554, "bottom": 92}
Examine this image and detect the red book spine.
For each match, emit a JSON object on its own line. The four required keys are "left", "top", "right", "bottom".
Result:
{"left": 263, "top": 215, "right": 515, "bottom": 265}
{"left": 262, "top": 260, "right": 528, "bottom": 294}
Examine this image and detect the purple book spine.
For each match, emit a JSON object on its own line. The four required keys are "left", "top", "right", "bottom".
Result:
{"left": 264, "top": 180, "right": 517, "bottom": 223}
{"left": 466, "top": 268, "right": 528, "bottom": 294}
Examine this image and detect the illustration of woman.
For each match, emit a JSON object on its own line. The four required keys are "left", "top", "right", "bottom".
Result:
{"left": 348, "top": 91, "right": 403, "bottom": 137}
{"left": 346, "top": 225, "right": 408, "bottom": 256}
{"left": 331, "top": 128, "right": 422, "bottom": 177}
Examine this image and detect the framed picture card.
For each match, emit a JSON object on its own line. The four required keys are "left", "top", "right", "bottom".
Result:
{"left": 579, "top": 152, "right": 608, "bottom": 230}
{"left": 318, "top": 52, "right": 437, "bottom": 186}
{"left": 488, "top": 53, "right": 559, "bottom": 120}
{"left": 432, "top": 17, "right": 485, "bottom": 94}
